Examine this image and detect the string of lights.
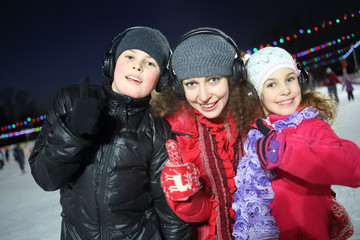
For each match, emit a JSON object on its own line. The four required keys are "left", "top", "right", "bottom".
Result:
{"left": 246, "top": 10, "right": 360, "bottom": 54}
{"left": 300, "top": 46, "right": 350, "bottom": 66}
{"left": 1, "top": 115, "right": 46, "bottom": 133}
{"left": 0, "top": 127, "right": 42, "bottom": 140}
{"left": 293, "top": 33, "right": 357, "bottom": 58}
{"left": 303, "top": 40, "right": 360, "bottom": 70}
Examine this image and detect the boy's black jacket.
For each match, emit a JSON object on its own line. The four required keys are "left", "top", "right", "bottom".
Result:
{"left": 29, "top": 83, "right": 190, "bottom": 240}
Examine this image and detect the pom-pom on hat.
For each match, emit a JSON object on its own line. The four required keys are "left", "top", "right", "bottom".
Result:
{"left": 246, "top": 46, "right": 300, "bottom": 95}
{"left": 326, "top": 67, "right": 332, "bottom": 74}
{"left": 170, "top": 29, "right": 237, "bottom": 82}
{"left": 115, "top": 27, "right": 170, "bottom": 75}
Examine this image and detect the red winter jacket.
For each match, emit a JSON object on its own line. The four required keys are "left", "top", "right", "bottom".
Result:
{"left": 264, "top": 113, "right": 360, "bottom": 239}
{"left": 164, "top": 104, "right": 244, "bottom": 240}
{"left": 323, "top": 73, "right": 342, "bottom": 86}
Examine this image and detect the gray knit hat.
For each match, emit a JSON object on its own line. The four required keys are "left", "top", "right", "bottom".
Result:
{"left": 115, "top": 27, "right": 170, "bottom": 75}
{"left": 170, "top": 29, "right": 237, "bottom": 81}
{"left": 246, "top": 46, "right": 300, "bottom": 95}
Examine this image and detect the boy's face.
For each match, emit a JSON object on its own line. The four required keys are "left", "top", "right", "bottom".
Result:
{"left": 260, "top": 68, "right": 301, "bottom": 116}
{"left": 112, "top": 49, "right": 160, "bottom": 98}
{"left": 182, "top": 76, "right": 229, "bottom": 120}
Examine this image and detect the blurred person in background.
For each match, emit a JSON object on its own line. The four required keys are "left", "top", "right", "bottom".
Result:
{"left": 323, "top": 67, "right": 342, "bottom": 103}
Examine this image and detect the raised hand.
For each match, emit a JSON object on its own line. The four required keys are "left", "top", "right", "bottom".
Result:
{"left": 161, "top": 139, "right": 201, "bottom": 201}
{"left": 66, "top": 76, "right": 102, "bottom": 137}
{"left": 255, "top": 119, "right": 286, "bottom": 170}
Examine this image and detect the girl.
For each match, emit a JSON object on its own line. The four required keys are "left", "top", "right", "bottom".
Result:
{"left": 342, "top": 77, "right": 356, "bottom": 101}
{"left": 151, "top": 28, "right": 261, "bottom": 239}
{"left": 232, "top": 46, "right": 360, "bottom": 239}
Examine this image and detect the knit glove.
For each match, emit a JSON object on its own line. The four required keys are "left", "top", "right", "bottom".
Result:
{"left": 161, "top": 139, "right": 201, "bottom": 201}
{"left": 255, "top": 119, "right": 286, "bottom": 170}
{"left": 329, "top": 190, "right": 354, "bottom": 240}
{"left": 66, "top": 76, "right": 102, "bottom": 138}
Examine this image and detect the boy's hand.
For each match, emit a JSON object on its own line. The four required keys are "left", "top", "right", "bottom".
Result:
{"left": 161, "top": 139, "right": 201, "bottom": 201}
{"left": 255, "top": 119, "right": 286, "bottom": 170}
{"left": 66, "top": 76, "right": 102, "bottom": 138}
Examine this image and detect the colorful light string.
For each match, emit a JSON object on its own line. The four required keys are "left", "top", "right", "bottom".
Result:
{"left": 0, "top": 127, "right": 42, "bottom": 139}
{"left": 293, "top": 33, "right": 356, "bottom": 58}
{"left": 246, "top": 10, "right": 360, "bottom": 54}
{"left": 0, "top": 115, "right": 46, "bottom": 133}
{"left": 302, "top": 40, "right": 360, "bottom": 70}
{"left": 300, "top": 46, "right": 350, "bottom": 66}
{"left": 342, "top": 40, "right": 360, "bottom": 59}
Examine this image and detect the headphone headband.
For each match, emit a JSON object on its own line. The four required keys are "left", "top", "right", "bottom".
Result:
{"left": 175, "top": 28, "right": 241, "bottom": 58}
{"left": 101, "top": 26, "right": 170, "bottom": 92}
{"left": 169, "top": 27, "right": 245, "bottom": 99}
{"left": 105, "top": 26, "right": 146, "bottom": 55}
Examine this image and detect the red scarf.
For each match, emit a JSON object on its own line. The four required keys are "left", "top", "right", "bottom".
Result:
{"left": 167, "top": 105, "right": 244, "bottom": 239}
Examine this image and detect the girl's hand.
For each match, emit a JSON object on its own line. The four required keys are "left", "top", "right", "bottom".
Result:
{"left": 256, "top": 119, "right": 286, "bottom": 170}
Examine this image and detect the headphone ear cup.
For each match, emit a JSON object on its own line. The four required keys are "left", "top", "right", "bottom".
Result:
{"left": 299, "top": 69, "right": 309, "bottom": 90}
{"left": 232, "top": 57, "right": 245, "bottom": 84}
{"left": 296, "top": 62, "right": 309, "bottom": 90}
{"left": 168, "top": 69, "right": 185, "bottom": 99}
{"left": 172, "top": 78, "right": 185, "bottom": 99}
{"left": 156, "top": 70, "right": 170, "bottom": 92}
{"left": 102, "top": 52, "right": 115, "bottom": 78}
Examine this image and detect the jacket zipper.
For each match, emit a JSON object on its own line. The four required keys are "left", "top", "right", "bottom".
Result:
{"left": 98, "top": 105, "right": 124, "bottom": 240}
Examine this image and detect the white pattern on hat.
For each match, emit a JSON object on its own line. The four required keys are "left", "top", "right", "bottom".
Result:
{"left": 246, "top": 47, "right": 300, "bottom": 95}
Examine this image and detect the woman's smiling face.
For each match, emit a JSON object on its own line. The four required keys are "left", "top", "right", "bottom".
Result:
{"left": 182, "top": 76, "right": 229, "bottom": 119}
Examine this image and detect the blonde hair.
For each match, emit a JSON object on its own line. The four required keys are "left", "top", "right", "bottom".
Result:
{"left": 151, "top": 78, "right": 262, "bottom": 132}
{"left": 301, "top": 90, "right": 338, "bottom": 125}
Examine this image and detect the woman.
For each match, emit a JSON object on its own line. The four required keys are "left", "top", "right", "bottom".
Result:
{"left": 151, "top": 27, "right": 261, "bottom": 240}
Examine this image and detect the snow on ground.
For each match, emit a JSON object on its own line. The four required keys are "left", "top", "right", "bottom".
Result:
{"left": 0, "top": 82, "right": 359, "bottom": 240}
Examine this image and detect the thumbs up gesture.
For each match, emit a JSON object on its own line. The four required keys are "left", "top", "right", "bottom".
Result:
{"left": 66, "top": 76, "right": 102, "bottom": 137}
{"left": 161, "top": 139, "right": 201, "bottom": 201}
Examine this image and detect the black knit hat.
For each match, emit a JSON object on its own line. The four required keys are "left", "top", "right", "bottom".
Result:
{"left": 115, "top": 27, "right": 170, "bottom": 75}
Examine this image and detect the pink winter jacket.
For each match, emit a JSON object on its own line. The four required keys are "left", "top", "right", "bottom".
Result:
{"left": 265, "top": 113, "right": 360, "bottom": 239}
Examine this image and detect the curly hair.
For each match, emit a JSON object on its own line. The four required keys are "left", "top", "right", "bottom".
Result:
{"left": 150, "top": 78, "right": 262, "bottom": 132}
{"left": 301, "top": 90, "right": 338, "bottom": 125}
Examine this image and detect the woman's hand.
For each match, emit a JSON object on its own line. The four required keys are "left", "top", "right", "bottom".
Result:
{"left": 161, "top": 139, "right": 201, "bottom": 201}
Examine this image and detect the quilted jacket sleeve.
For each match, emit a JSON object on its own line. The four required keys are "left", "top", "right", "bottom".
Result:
{"left": 148, "top": 117, "right": 191, "bottom": 240}
{"left": 278, "top": 118, "right": 360, "bottom": 187}
{"left": 29, "top": 86, "right": 91, "bottom": 191}
{"left": 164, "top": 189, "right": 212, "bottom": 222}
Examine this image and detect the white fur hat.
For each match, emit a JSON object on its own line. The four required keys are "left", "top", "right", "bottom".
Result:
{"left": 326, "top": 67, "right": 332, "bottom": 74}
{"left": 246, "top": 47, "right": 300, "bottom": 95}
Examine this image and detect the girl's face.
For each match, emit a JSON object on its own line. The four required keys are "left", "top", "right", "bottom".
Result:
{"left": 261, "top": 68, "right": 301, "bottom": 116}
{"left": 112, "top": 49, "right": 160, "bottom": 99}
{"left": 182, "top": 76, "right": 229, "bottom": 120}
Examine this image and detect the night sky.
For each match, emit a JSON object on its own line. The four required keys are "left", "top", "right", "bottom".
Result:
{"left": 0, "top": 0, "right": 358, "bottom": 111}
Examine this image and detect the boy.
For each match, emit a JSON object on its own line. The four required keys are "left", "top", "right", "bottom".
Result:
{"left": 29, "top": 26, "right": 190, "bottom": 240}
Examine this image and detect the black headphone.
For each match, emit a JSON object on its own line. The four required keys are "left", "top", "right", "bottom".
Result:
{"left": 102, "top": 26, "right": 170, "bottom": 92}
{"left": 168, "top": 28, "right": 245, "bottom": 98}
{"left": 296, "top": 61, "right": 309, "bottom": 90}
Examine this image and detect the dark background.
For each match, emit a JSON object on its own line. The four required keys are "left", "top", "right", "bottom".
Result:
{"left": 1, "top": 0, "right": 359, "bottom": 113}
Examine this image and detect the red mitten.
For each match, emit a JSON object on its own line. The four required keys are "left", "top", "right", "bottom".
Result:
{"left": 161, "top": 139, "right": 201, "bottom": 201}
{"left": 329, "top": 191, "right": 354, "bottom": 240}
